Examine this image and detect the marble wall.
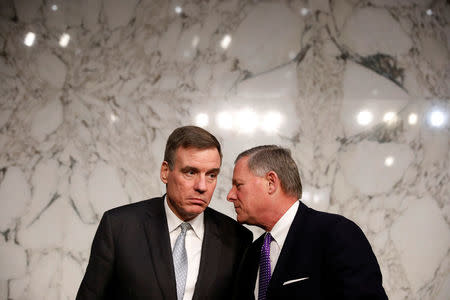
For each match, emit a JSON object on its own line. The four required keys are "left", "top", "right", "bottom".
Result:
{"left": 0, "top": 0, "right": 449, "bottom": 299}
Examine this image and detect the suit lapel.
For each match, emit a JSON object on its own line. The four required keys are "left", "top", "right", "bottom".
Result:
{"left": 269, "top": 201, "right": 308, "bottom": 290}
{"left": 245, "top": 235, "right": 264, "bottom": 300}
{"left": 143, "top": 197, "right": 177, "bottom": 299}
{"left": 192, "top": 208, "right": 221, "bottom": 300}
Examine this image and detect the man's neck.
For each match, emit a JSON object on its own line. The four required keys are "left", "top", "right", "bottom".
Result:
{"left": 262, "top": 197, "right": 298, "bottom": 232}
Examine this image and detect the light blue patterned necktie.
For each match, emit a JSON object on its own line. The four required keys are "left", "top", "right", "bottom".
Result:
{"left": 258, "top": 232, "right": 273, "bottom": 300}
{"left": 173, "top": 222, "right": 191, "bottom": 300}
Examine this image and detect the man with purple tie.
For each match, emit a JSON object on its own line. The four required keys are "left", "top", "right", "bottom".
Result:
{"left": 227, "top": 145, "right": 387, "bottom": 299}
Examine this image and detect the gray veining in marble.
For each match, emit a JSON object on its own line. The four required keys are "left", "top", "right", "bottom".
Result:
{"left": 0, "top": 0, "right": 449, "bottom": 299}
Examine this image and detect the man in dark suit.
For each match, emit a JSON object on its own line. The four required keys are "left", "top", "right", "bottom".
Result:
{"left": 76, "top": 126, "right": 252, "bottom": 300}
{"left": 227, "top": 145, "right": 387, "bottom": 299}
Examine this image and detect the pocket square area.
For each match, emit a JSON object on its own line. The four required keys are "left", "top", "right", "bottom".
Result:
{"left": 282, "top": 277, "right": 309, "bottom": 286}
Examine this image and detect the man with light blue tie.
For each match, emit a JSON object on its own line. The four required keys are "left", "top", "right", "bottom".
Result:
{"left": 76, "top": 126, "right": 252, "bottom": 300}
{"left": 227, "top": 145, "right": 388, "bottom": 299}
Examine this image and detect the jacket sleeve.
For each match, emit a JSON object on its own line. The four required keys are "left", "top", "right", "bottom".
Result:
{"left": 327, "top": 218, "right": 388, "bottom": 300}
{"left": 76, "top": 212, "right": 115, "bottom": 300}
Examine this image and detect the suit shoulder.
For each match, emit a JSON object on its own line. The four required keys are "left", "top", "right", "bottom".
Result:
{"left": 304, "top": 205, "right": 362, "bottom": 232}
{"left": 205, "top": 207, "right": 252, "bottom": 238}
{"left": 103, "top": 197, "right": 161, "bottom": 219}
{"left": 205, "top": 206, "right": 241, "bottom": 227}
{"left": 301, "top": 204, "right": 373, "bottom": 251}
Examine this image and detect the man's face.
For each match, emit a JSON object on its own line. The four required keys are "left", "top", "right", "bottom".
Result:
{"left": 227, "top": 157, "right": 268, "bottom": 225}
{"left": 161, "top": 146, "right": 221, "bottom": 221}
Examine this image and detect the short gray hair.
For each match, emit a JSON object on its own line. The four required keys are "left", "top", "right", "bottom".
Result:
{"left": 235, "top": 145, "right": 302, "bottom": 199}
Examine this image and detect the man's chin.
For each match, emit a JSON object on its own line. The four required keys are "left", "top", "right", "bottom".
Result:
{"left": 184, "top": 205, "right": 207, "bottom": 219}
{"left": 236, "top": 215, "right": 248, "bottom": 224}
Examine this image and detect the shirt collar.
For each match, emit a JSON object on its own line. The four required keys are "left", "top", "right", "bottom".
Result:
{"left": 270, "top": 200, "right": 299, "bottom": 249}
{"left": 164, "top": 195, "right": 204, "bottom": 240}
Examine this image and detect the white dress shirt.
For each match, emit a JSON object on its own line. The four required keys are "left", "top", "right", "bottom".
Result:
{"left": 165, "top": 198, "right": 204, "bottom": 300}
{"left": 254, "top": 200, "right": 300, "bottom": 298}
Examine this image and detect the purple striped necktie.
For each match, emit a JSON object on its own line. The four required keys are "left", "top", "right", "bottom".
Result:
{"left": 258, "top": 232, "right": 273, "bottom": 300}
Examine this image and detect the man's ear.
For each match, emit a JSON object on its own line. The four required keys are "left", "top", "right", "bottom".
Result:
{"left": 266, "top": 171, "right": 279, "bottom": 195}
{"left": 160, "top": 161, "right": 170, "bottom": 184}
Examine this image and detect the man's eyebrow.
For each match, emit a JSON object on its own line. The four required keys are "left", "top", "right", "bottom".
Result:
{"left": 181, "top": 166, "right": 199, "bottom": 172}
{"left": 180, "top": 167, "right": 220, "bottom": 174}
{"left": 207, "top": 168, "right": 221, "bottom": 174}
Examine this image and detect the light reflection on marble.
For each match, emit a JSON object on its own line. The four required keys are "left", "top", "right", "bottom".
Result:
{"left": 0, "top": 0, "right": 449, "bottom": 299}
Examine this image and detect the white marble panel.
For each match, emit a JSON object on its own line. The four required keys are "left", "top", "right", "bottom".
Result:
{"left": 35, "top": 52, "right": 67, "bottom": 89}
{"left": 88, "top": 161, "right": 129, "bottom": 216}
{"left": 339, "top": 141, "right": 414, "bottom": 196}
{"left": 0, "top": 280, "right": 6, "bottom": 300}
{"left": 61, "top": 255, "right": 84, "bottom": 299}
{"left": 341, "top": 62, "right": 410, "bottom": 137}
{"left": 175, "top": 24, "right": 202, "bottom": 63}
{"left": 104, "top": 0, "right": 139, "bottom": 30}
{"left": 301, "top": 185, "right": 331, "bottom": 212}
{"left": 0, "top": 57, "right": 15, "bottom": 77}
{"left": 0, "top": 243, "right": 27, "bottom": 280}
{"left": 0, "top": 167, "right": 30, "bottom": 231}
{"left": 420, "top": 34, "right": 450, "bottom": 71}
{"left": 22, "top": 251, "right": 61, "bottom": 299}
{"left": 14, "top": 0, "right": 42, "bottom": 22}
{"left": 197, "top": 13, "right": 221, "bottom": 51}
{"left": 159, "top": 20, "right": 182, "bottom": 63}
{"left": 372, "top": 229, "right": 389, "bottom": 254}
{"left": 21, "top": 159, "right": 59, "bottom": 226}
{"left": 308, "top": 0, "right": 329, "bottom": 13}
{"left": 18, "top": 199, "right": 71, "bottom": 249}
{"left": 9, "top": 276, "right": 29, "bottom": 299}
{"left": 210, "top": 61, "right": 240, "bottom": 96}
{"left": 371, "top": 0, "right": 433, "bottom": 6}
{"left": 236, "top": 64, "right": 298, "bottom": 99}
{"left": 332, "top": 169, "right": 356, "bottom": 205}
{"left": 45, "top": 1, "right": 82, "bottom": 30}
{"left": 446, "top": 25, "right": 450, "bottom": 50}
{"left": 228, "top": 2, "right": 304, "bottom": 73}
{"left": 435, "top": 273, "right": 450, "bottom": 300}
{"left": 331, "top": 0, "right": 353, "bottom": 33}
{"left": 62, "top": 212, "right": 97, "bottom": 253}
{"left": 30, "top": 98, "right": 64, "bottom": 142}
{"left": 341, "top": 7, "right": 412, "bottom": 56}
{"left": 0, "top": 0, "right": 449, "bottom": 299}
{"left": 69, "top": 164, "right": 96, "bottom": 224}
{"left": 391, "top": 196, "right": 450, "bottom": 292}
{"left": 0, "top": 109, "right": 12, "bottom": 128}
{"left": 422, "top": 128, "right": 449, "bottom": 166}
{"left": 0, "top": 1, "right": 14, "bottom": 19}
{"left": 80, "top": 0, "right": 101, "bottom": 31}
{"left": 193, "top": 64, "right": 212, "bottom": 91}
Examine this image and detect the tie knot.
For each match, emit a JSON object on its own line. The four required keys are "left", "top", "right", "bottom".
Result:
{"left": 264, "top": 232, "right": 273, "bottom": 244}
{"left": 180, "top": 222, "right": 191, "bottom": 233}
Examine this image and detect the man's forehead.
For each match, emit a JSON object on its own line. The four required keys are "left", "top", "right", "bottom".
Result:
{"left": 175, "top": 146, "right": 220, "bottom": 156}
{"left": 233, "top": 157, "right": 251, "bottom": 176}
{"left": 174, "top": 146, "right": 221, "bottom": 165}
{"left": 235, "top": 156, "right": 250, "bottom": 169}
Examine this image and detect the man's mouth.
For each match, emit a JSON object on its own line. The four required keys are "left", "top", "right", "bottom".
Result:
{"left": 189, "top": 198, "right": 205, "bottom": 204}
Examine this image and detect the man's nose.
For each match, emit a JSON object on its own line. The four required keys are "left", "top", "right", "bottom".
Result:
{"left": 226, "top": 187, "right": 236, "bottom": 202}
{"left": 194, "top": 175, "right": 207, "bottom": 193}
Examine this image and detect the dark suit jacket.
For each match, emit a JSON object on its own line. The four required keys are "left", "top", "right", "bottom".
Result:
{"left": 76, "top": 196, "right": 253, "bottom": 300}
{"left": 233, "top": 201, "right": 388, "bottom": 299}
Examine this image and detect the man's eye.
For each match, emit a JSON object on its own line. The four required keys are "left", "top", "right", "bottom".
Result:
{"left": 184, "top": 170, "right": 195, "bottom": 176}
{"left": 208, "top": 173, "right": 217, "bottom": 179}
